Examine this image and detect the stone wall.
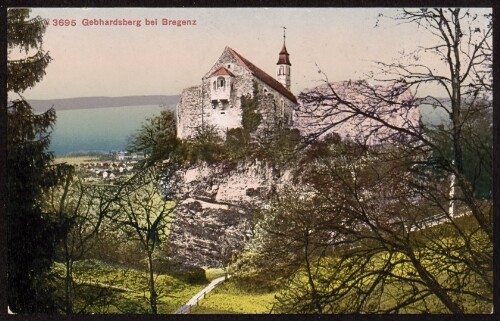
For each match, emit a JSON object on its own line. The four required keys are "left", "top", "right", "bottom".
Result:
{"left": 200, "top": 57, "right": 254, "bottom": 137}
{"left": 176, "top": 86, "right": 202, "bottom": 139}
{"left": 168, "top": 161, "right": 286, "bottom": 268}
{"left": 253, "top": 93, "right": 291, "bottom": 140}
{"left": 253, "top": 77, "right": 294, "bottom": 128}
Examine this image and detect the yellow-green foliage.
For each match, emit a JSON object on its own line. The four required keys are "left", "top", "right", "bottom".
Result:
{"left": 205, "top": 268, "right": 226, "bottom": 282}
{"left": 50, "top": 259, "right": 206, "bottom": 314}
{"left": 190, "top": 281, "right": 277, "bottom": 314}
{"left": 54, "top": 156, "right": 95, "bottom": 165}
{"left": 272, "top": 216, "right": 492, "bottom": 313}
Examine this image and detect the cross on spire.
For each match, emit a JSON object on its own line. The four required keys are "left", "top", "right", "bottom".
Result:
{"left": 277, "top": 26, "right": 291, "bottom": 90}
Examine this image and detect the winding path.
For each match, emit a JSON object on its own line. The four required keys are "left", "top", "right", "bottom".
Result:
{"left": 175, "top": 275, "right": 228, "bottom": 314}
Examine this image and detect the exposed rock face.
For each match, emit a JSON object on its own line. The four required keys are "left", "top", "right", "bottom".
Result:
{"left": 295, "top": 81, "right": 420, "bottom": 144}
{"left": 168, "top": 161, "right": 284, "bottom": 268}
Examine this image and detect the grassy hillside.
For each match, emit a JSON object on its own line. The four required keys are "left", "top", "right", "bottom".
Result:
{"left": 190, "top": 281, "right": 277, "bottom": 314}
{"left": 50, "top": 259, "right": 206, "bottom": 314}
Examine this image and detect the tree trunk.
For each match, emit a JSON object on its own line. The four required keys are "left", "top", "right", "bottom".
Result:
{"left": 65, "top": 259, "right": 73, "bottom": 314}
{"left": 147, "top": 251, "right": 158, "bottom": 314}
{"left": 304, "top": 231, "right": 322, "bottom": 313}
{"left": 407, "top": 249, "right": 463, "bottom": 313}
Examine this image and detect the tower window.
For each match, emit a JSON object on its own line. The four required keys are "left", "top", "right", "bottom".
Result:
{"left": 279, "top": 66, "right": 284, "bottom": 75}
{"left": 217, "top": 77, "right": 226, "bottom": 89}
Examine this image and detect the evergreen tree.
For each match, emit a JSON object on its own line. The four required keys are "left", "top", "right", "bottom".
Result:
{"left": 7, "top": 8, "right": 51, "bottom": 93}
{"left": 6, "top": 8, "right": 61, "bottom": 312}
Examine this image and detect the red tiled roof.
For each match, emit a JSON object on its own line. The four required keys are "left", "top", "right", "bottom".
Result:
{"left": 209, "top": 66, "right": 235, "bottom": 78}
{"left": 226, "top": 47, "right": 297, "bottom": 104}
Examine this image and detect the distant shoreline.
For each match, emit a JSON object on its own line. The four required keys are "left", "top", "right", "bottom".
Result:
{"left": 26, "top": 95, "right": 180, "bottom": 112}
{"left": 37, "top": 104, "right": 176, "bottom": 113}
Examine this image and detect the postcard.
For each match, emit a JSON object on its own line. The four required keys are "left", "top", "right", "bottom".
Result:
{"left": 4, "top": 7, "right": 494, "bottom": 315}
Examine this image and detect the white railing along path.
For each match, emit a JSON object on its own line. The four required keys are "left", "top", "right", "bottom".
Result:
{"left": 175, "top": 275, "right": 229, "bottom": 314}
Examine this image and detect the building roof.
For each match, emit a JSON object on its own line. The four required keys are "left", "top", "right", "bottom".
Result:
{"left": 208, "top": 66, "right": 236, "bottom": 78}
{"left": 277, "top": 43, "right": 291, "bottom": 66}
{"left": 226, "top": 47, "right": 297, "bottom": 104}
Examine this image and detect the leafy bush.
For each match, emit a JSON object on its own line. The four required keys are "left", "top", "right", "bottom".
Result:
{"left": 183, "top": 125, "right": 226, "bottom": 165}
{"left": 229, "top": 250, "right": 283, "bottom": 292}
{"left": 152, "top": 259, "right": 207, "bottom": 284}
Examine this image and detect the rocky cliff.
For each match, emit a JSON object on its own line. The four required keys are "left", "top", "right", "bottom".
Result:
{"left": 168, "top": 161, "right": 288, "bottom": 268}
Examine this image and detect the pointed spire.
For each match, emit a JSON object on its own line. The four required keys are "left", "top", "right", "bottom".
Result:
{"left": 277, "top": 26, "right": 291, "bottom": 65}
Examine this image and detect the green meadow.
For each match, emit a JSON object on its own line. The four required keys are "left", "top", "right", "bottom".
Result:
{"left": 189, "top": 281, "right": 277, "bottom": 314}
{"left": 50, "top": 259, "right": 206, "bottom": 314}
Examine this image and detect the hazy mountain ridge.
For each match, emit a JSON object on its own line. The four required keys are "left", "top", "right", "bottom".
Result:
{"left": 28, "top": 95, "right": 180, "bottom": 112}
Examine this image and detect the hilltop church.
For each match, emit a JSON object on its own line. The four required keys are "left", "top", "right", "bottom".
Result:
{"left": 170, "top": 34, "right": 423, "bottom": 269}
{"left": 176, "top": 36, "right": 297, "bottom": 139}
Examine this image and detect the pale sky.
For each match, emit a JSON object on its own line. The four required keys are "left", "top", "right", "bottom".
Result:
{"left": 14, "top": 7, "right": 491, "bottom": 100}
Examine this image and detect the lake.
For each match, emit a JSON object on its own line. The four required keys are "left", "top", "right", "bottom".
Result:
{"left": 49, "top": 104, "right": 444, "bottom": 156}
{"left": 49, "top": 105, "right": 168, "bottom": 156}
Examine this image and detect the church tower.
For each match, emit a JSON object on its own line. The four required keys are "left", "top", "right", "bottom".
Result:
{"left": 276, "top": 27, "right": 291, "bottom": 90}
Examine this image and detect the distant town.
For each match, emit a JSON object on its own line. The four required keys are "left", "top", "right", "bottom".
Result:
{"left": 60, "top": 151, "right": 145, "bottom": 182}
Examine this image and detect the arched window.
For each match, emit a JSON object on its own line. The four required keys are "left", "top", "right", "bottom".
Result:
{"left": 213, "top": 81, "right": 216, "bottom": 90}
{"left": 217, "top": 77, "right": 225, "bottom": 89}
{"left": 279, "top": 66, "right": 284, "bottom": 75}
{"left": 280, "top": 99, "right": 285, "bottom": 117}
{"left": 263, "top": 88, "right": 268, "bottom": 94}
